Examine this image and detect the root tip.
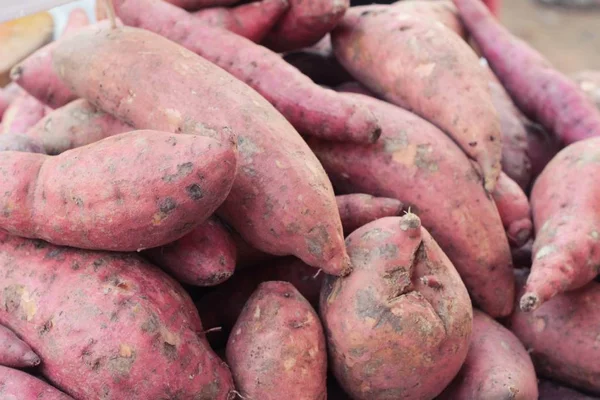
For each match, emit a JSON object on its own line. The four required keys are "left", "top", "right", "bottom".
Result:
{"left": 520, "top": 292, "right": 540, "bottom": 312}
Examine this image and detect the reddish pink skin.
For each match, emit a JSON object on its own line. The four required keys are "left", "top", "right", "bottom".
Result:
{"left": 572, "top": 70, "right": 600, "bottom": 111}
{"left": 261, "top": 0, "right": 348, "bottom": 52}
{"left": 0, "top": 83, "right": 21, "bottom": 120}
{"left": 320, "top": 215, "right": 472, "bottom": 400}
{"left": 391, "top": 1, "right": 467, "bottom": 38}
{"left": 307, "top": 93, "right": 514, "bottom": 317}
{"left": 510, "top": 279, "right": 600, "bottom": 394}
{"left": 492, "top": 172, "right": 532, "bottom": 248}
{"left": 521, "top": 138, "right": 600, "bottom": 311}
{"left": 453, "top": 0, "right": 600, "bottom": 145}
{"left": 51, "top": 25, "right": 350, "bottom": 276}
{"left": 538, "top": 380, "right": 600, "bottom": 400}
{"left": 113, "top": 0, "right": 381, "bottom": 145}
{"left": 488, "top": 79, "right": 532, "bottom": 189}
{"left": 227, "top": 282, "right": 327, "bottom": 400}
{"left": 25, "top": 99, "right": 131, "bottom": 155}
{"left": 332, "top": 7, "right": 503, "bottom": 192}
{"left": 336, "top": 193, "right": 403, "bottom": 234}
{"left": 196, "top": 257, "right": 324, "bottom": 349}
{"left": 0, "top": 366, "right": 73, "bottom": 400}
{"left": 163, "top": 0, "right": 240, "bottom": 10}
{"left": 0, "top": 233, "right": 234, "bottom": 399}
{"left": 193, "top": 0, "right": 289, "bottom": 43}
{"left": 1, "top": 92, "right": 50, "bottom": 134}
{"left": 144, "top": 217, "right": 237, "bottom": 287}
{"left": 0, "top": 133, "right": 45, "bottom": 153}
{"left": 336, "top": 81, "right": 377, "bottom": 97}
{"left": 0, "top": 324, "right": 40, "bottom": 368}
{"left": 439, "top": 310, "right": 538, "bottom": 400}
{"left": 0, "top": 130, "right": 237, "bottom": 252}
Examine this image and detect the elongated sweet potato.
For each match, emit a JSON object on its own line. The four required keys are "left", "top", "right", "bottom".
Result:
{"left": 538, "top": 380, "right": 600, "bottom": 400}
{"left": 520, "top": 138, "right": 600, "bottom": 311}
{"left": 197, "top": 257, "right": 323, "bottom": 348}
{"left": 0, "top": 365, "right": 73, "bottom": 400}
{"left": 336, "top": 193, "right": 403, "bottom": 234}
{"left": 51, "top": 24, "right": 350, "bottom": 276}
{"left": 24, "top": 99, "right": 131, "bottom": 155}
{"left": 1, "top": 92, "right": 50, "bottom": 134}
{"left": 492, "top": 172, "right": 532, "bottom": 248}
{"left": 453, "top": 0, "right": 600, "bottom": 146}
{"left": 321, "top": 214, "right": 472, "bottom": 400}
{"left": 227, "top": 281, "right": 327, "bottom": 400}
{"left": 0, "top": 233, "right": 234, "bottom": 399}
{"left": 113, "top": 0, "right": 381, "bottom": 145}
{"left": 439, "top": 309, "right": 538, "bottom": 400}
{"left": 261, "top": 0, "right": 348, "bottom": 52}
{"left": 0, "top": 324, "right": 40, "bottom": 368}
{"left": 510, "top": 277, "right": 600, "bottom": 394}
{"left": 0, "top": 133, "right": 44, "bottom": 153}
{"left": 0, "top": 130, "right": 237, "bottom": 252}
{"left": 144, "top": 217, "right": 236, "bottom": 287}
{"left": 193, "top": 0, "right": 289, "bottom": 43}
{"left": 572, "top": 70, "right": 600, "bottom": 110}
{"left": 332, "top": 7, "right": 502, "bottom": 191}
{"left": 307, "top": 93, "right": 514, "bottom": 317}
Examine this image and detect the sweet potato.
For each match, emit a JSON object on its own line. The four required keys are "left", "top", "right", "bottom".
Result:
{"left": 144, "top": 217, "right": 237, "bottom": 287}
{"left": 439, "top": 309, "right": 538, "bottom": 400}
{"left": 227, "top": 281, "right": 327, "bottom": 399}
{"left": 24, "top": 99, "right": 132, "bottom": 155}
{"left": 0, "top": 82, "right": 23, "bottom": 121}
{"left": 0, "top": 233, "right": 234, "bottom": 399}
{"left": 58, "top": 7, "right": 90, "bottom": 37}
{"left": 572, "top": 70, "right": 600, "bottom": 111}
{"left": 0, "top": 133, "right": 45, "bottom": 153}
{"left": 520, "top": 137, "right": 600, "bottom": 311}
{"left": 51, "top": 24, "right": 350, "bottom": 276}
{"left": 0, "top": 12, "right": 53, "bottom": 87}
{"left": 332, "top": 7, "right": 502, "bottom": 192}
{"left": 453, "top": 0, "right": 600, "bottom": 146}
{"left": 307, "top": 93, "right": 514, "bottom": 317}
{"left": 113, "top": 0, "right": 381, "bottom": 145}
{"left": 525, "top": 122, "right": 562, "bottom": 184}
{"left": 193, "top": 0, "right": 289, "bottom": 43}
{"left": 261, "top": 0, "right": 348, "bottom": 52}
{"left": 0, "top": 130, "right": 237, "bottom": 252}
{"left": 197, "top": 257, "right": 324, "bottom": 348}
{"left": 320, "top": 214, "right": 472, "bottom": 400}
{"left": 0, "top": 324, "right": 40, "bottom": 368}
{"left": 0, "top": 365, "right": 73, "bottom": 400}
{"left": 392, "top": 0, "right": 466, "bottom": 38}
{"left": 1, "top": 92, "right": 50, "bottom": 134}
{"left": 538, "top": 380, "right": 600, "bottom": 400}
{"left": 510, "top": 277, "right": 600, "bottom": 394}
{"left": 336, "top": 193, "right": 403, "bottom": 234}
{"left": 492, "top": 172, "right": 532, "bottom": 248}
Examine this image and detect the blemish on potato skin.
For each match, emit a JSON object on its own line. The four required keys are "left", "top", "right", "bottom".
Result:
{"left": 186, "top": 184, "right": 204, "bottom": 201}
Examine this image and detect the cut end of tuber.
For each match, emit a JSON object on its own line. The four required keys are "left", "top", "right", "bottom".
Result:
{"left": 519, "top": 292, "right": 540, "bottom": 312}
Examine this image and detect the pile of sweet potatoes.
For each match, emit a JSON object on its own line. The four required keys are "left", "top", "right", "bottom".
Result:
{"left": 1, "top": 0, "right": 599, "bottom": 398}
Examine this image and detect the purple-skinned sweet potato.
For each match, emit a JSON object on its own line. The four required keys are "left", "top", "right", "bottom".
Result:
{"left": 226, "top": 281, "right": 327, "bottom": 400}
{"left": 0, "top": 133, "right": 45, "bottom": 153}
{"left": 320, "top": 214, "right": 472, "bottom": 400}
{"left": 0, "top": 130, "right": 237, "bottom": 252}
{"left": 332, "top": 7, "right": 502, "bottom": 192}
{"left": 492, "top": 172, "right": 532, "bottom": 248}
{"left": 1, "top": 92, "right": 50, "bottom": 134}
{"left": 0, "top": 323, "right": 40, "bottom": 368}
{"left": 510, "top": 275, "right": 600, "bottom": 394}
{"left": 0, "top": 232, "right": 234, "bottom": 399}
{"left": 307, "top": 93, "right": 514, "bottom": 317}
{"left": 538, "top": 380, "right": 600, "bottom": 400}
{"left": 336, "top": 193, "right": 403, "bottom": 234}
{"left": 50, "top": 24, "right": 351, "bottom": 276}
{"left": 439, "top": 309, "right": 538, "bottom": 400}
{"left": 144, "top": 217, "right": 237, "bottom": 287}
{"left": 0, "top": 365, "right": 73, "bottom": 400}
{"left": 520, "top": 137, "right": 600, "bottom": 311}
{"left": 24, "top": 98, "right": 132, "bottom": 155}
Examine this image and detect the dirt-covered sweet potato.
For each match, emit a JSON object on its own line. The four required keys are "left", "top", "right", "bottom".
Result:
{"left": 0, "top": 133, "right": 45, "bottom": 153}
{"left": 510, "top": 277, "right": 600, "bottom": 395}
{"left": 538, "top": 380, "right": 600, "bottom": 400}
{"left": 336, "top": 193, "right": 403, "bottom": 234}
{"left": 24, "top": 99, "right": 132, "bottom": 155}
{"left": 51, "top": 24, "right": 350, "bottom": 276}
{"left": 0, "top": 324, "right": 40, "bottom": 368}
{"left": 307, "top": 93, "right": 514, "bottom": 317}
{"left": 492, "top": 172, "right": 532, "bottom": 248}
{"left": 0, "top": 233, "right": 234, "bottom": 399}
{"left": 0, "top": 365, "right": 73, "bottom": 400}
{"left": 572, "top": 70, "right": 600, "bottom": 110}
{"left": 332, "top": 7, "right": 502, "bottom": 192}
{"left": 321, "top": 214, "right": 472, "bottom": 400}
{"left": 0, "top": 130, "right": 237, "bottom": 252}
{"left": 439, "top": 309, "right": 538, "bottom": 400}
{"left": 227, "top": 281, "right": 327, "bottom": 399}
{"left": 521, "top": 137, "right": 600, "bottom": 311}
{"left": 1, "top": 91, "right": 50, "bottom": 134}
{"left": 197, "top": 257, "right": 324, "bottom": 348}
{"left": 144, "top": 217, "right": 236, "bottom": 287}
